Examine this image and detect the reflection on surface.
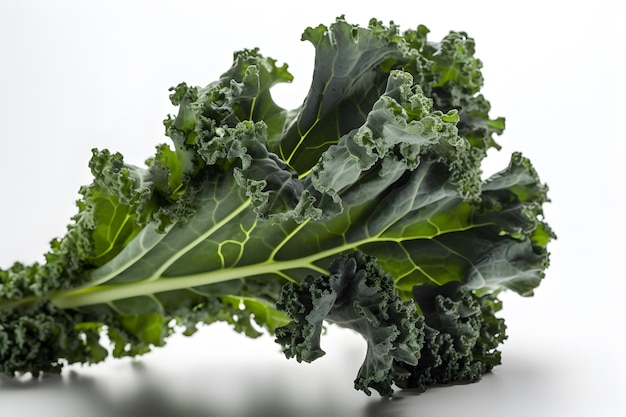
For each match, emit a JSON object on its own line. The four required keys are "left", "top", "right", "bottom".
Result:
{"left": 0, "top": 365, "right": 485, "bottom": 417}
{"left": 2, "top": 322, "right": 622, "bottom": 417}
{"left": 0, "top": 359, "right": 379, "bottom": 417}
{"left": 0, "top": 325, "right": 381, "bottom": 417}
{"left": 2, "top": 369, "right": 364, "bottom": 417}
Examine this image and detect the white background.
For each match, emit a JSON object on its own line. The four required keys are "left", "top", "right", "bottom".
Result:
{"left": 1, "top": 1, "right": 624, "bottom": 416}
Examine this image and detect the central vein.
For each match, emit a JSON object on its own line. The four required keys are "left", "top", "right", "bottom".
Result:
{"left": 51, "top": 253, "right": 329, "bottom": 309}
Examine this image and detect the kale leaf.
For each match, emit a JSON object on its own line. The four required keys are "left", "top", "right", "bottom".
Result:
{"left": 0, "top": 17, "right": 554, "bottom": 396}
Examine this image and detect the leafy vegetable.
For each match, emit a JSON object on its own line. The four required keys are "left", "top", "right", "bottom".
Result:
{"left": 0, "top": 17, "right": 554, "bottom": 396}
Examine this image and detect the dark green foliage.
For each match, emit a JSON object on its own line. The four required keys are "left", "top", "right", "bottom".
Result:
{"left": 0, "top": 17, "right": 553, "bottom": 396}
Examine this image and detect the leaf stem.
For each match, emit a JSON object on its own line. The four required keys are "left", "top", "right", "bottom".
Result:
{"left": 50, "top": 258, "right": 329, "bottom": 309}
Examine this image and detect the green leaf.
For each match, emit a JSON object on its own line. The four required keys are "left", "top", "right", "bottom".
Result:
{"left": 395, "top": 283, "right": 507, "bottom": 389}
{"left": 0, "top": 18, "right": 553, "bottom": 396}
{"left": 275, "top": 251, "right": 423, "bottom": 396}
{"left": 278, "top": 17, "right": 408, "bottom": 173}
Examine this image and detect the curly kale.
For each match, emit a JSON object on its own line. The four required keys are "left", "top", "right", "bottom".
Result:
{"left": 0, "top": 17, "right": 553, "bottom": 396}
